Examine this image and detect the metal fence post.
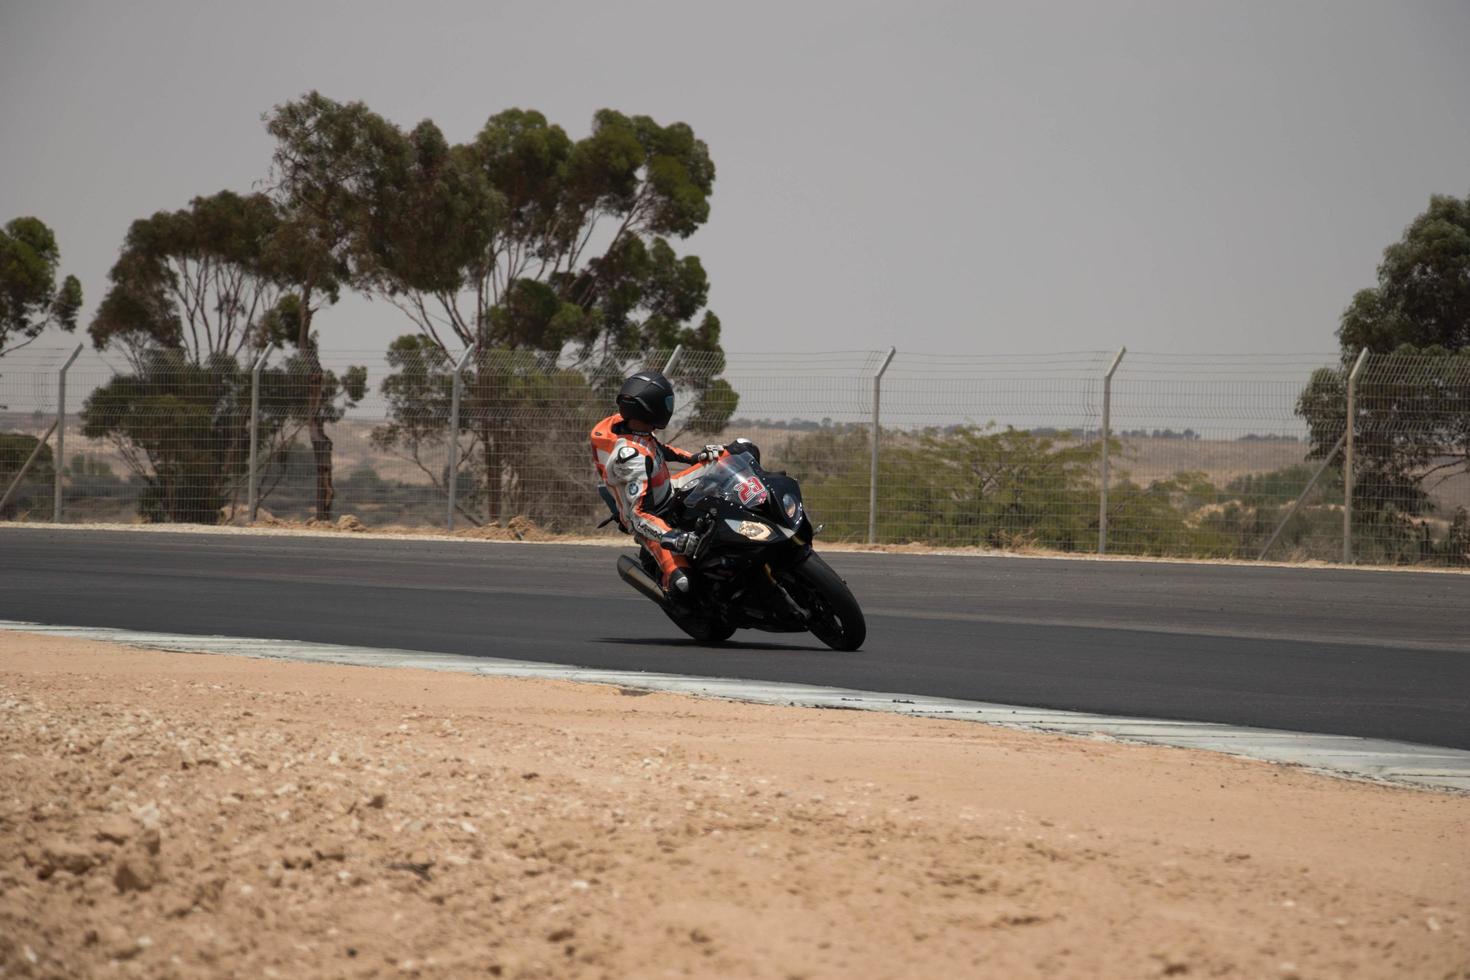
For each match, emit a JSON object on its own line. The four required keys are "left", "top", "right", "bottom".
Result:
{"left": 1097, "top": 346, "right": 1126, "bottom": 554}
{"left": 868, "top": 347, "right": 897, "bottom": 545}
{"left": 446, "top": 346, "right": 477, "bottom": 530}
{"left": 247, "top": 345, "right": 275, "bottom": 522}
{"left": 662, "top": 344, "right": 683, "bottom": 376}
{"left": 52, "top": 344, "right": 83, "bottom": 523}
{"left": 1342, "top": 348, "right": 1369, "bottom": 564}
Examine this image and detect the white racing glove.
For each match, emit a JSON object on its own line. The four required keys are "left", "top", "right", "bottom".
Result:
{"left": 695, "top": 444, "right": 725, "bottom": 463}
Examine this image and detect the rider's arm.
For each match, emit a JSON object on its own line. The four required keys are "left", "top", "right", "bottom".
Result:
{"left": 660, "top": 442, "right": 698, "bottom": 466}
{"left": 608, "top": 444, "right": 675, "bottom": 539}
{"left": 662, "top": 442, "right": 721, "bottom": 466}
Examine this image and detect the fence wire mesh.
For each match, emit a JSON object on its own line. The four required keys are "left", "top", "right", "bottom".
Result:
{"left": 1106, "top": 353, "right": 1348, "bottom": 560}
{"left": 2, "top": 345, "right": 1467, "bottom": 566}
{"left": 1349, "top": 352, "right": 1470, "bottom": 564}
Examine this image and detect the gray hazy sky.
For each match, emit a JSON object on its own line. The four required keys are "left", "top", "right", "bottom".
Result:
{"left": 3, "top": 0, "right": 1468, "bottom": 357}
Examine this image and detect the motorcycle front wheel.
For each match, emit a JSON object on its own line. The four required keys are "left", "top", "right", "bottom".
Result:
{"left": 788, "top": 553, "right": 866, "bottom": 651}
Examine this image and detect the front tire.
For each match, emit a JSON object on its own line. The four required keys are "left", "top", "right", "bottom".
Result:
{"left": 788, "top": 553, "right": 866, "bottom": 651}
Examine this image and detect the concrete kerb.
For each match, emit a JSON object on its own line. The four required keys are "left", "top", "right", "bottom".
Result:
{"left": 3, "top": 619, "right": 1467, "bottom": 795}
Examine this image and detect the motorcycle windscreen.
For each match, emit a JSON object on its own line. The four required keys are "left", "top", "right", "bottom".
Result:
{"left": 679, "top": 455, "right": 770, "bottom": 509}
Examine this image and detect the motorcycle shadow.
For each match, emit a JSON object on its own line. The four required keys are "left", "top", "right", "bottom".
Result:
{"left": 594, "top": 636, "right": 823, "bottom": 654}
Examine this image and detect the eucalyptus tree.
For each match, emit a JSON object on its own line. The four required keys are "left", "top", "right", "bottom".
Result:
{"left": 1337, "top": 193, "right": 1470, "bottom": 354}
{"left": 355, "top": 107, "right": 734, "bottom": 524}
{"left": 1297, "top": 192, "right": 1470, "bottom": 561}
{"left": 90, "top": 191, "right": 283, "bottom": 362}
{"left": 83, "top": 190, "right": 364, "bottom": 523}
{"left": 263, "top": 91, "right": 402, "bottom": 518}
{"left": 356, "top": 108, "right": 720, "bottom": 352}
{"left": 0, "top": 216, "right": 82, "bottom": 356}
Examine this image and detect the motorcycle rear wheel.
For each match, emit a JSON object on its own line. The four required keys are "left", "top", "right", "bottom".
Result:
{"left": 789, "top": 553, "right": 866, "bottom": 651}
{"left": 663, "top": 608, "right": 736, "bottom": 644}
{"left": 640, "top": 546, "right": 735, "bottom": 644}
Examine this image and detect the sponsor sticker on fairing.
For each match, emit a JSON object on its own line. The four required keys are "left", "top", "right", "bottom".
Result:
{"left": 736, "top": 476, "right": 768, "bottom": 507}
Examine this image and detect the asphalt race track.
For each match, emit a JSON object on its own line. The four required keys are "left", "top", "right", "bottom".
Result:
{"left": 2, "top": 527, "right": 1467, "bottom": 750}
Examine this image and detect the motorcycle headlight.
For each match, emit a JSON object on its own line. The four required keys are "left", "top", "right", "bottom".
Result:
{"left": 783, "top": 493, "right": 801, "bottom": 520}
{"left": 726, "top": 518, "right": 775, "bottom": 541}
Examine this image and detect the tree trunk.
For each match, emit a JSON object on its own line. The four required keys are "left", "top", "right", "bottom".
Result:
{"left": 299, "top": 296, "right": 335, "bottom": 521}
{"left": 307, "top": 353, "right": 335, "bottom": 521}
{"left": 472, "top": 368, "right": 502, "bottom": 527}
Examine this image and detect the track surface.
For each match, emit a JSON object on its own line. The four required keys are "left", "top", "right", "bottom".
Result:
{"left": 2, "top": 528, "right": 1468, "bottom": 749}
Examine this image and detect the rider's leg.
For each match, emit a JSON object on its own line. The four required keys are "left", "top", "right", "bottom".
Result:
{"left": 649, "top": 543, "right": 692, "bottom": 595}
{"left": 630, "top": 505, "right": 693, "bottom": 601}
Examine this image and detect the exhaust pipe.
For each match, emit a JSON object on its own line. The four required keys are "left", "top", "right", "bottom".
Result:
{"left": 617, "top": 555, "right": 669, "bottom": 608}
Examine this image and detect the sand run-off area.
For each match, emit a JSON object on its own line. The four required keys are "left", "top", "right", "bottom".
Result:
{"left": 1, "top": 631, "right": 1466, "bottom": 979}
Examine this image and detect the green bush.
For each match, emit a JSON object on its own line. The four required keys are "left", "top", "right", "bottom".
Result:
{"left": 0, "top": 431, "right": 55, "bottom": 519}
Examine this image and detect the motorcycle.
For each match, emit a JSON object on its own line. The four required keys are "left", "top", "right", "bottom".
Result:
{"left": 601, "top": 444, "right": 867, "bottom": 651}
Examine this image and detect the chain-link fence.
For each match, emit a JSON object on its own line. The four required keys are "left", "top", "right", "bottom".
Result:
{"left": 3, "top": 344, "right": 1467, "bottom": 566}
{"left": 1343, "top": 353, "right": 1470, "bottom": 565}
{"left": 1105, "top": 353, "right": 1349, "bottom": 560}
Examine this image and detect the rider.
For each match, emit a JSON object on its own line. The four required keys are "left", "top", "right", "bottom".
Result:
{"left": 590, "top": 371, "right": 722, "bottom": 603}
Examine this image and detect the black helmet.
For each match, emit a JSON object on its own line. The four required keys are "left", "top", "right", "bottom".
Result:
{"left": 726, "top": 437, "right": 761, "bottom": 465}
{"left": 616, "top": 371, "right": 675, "bottom": 428}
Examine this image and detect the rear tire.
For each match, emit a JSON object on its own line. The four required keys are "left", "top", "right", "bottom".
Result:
{"left": 663, "top": 608, "right": 736, "bottom": 644}
{"left": 788, "top": 553, "right": 866, "bottom": 651}
{"left": 640, "top": 545, "right": 734, "bottom": 644}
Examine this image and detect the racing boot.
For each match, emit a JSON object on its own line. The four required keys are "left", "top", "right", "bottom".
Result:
{"left": 664, "top": 568, "right": 698, "bottom": 613}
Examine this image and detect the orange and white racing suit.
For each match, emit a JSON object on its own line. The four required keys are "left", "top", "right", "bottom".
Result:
{"left": 589, "top": 413, "right": 704, "bottom": 588}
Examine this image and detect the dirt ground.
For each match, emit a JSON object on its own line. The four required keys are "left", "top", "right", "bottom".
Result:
{"left": 1, "top": 633, "right": 1466, "bottom": 980}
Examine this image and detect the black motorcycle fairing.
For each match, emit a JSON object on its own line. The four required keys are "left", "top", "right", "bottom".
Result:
{"left": 650, "top": 454, "right": 825, "bottom": 634}
{"left": 672, "top": 456, "right": 813, "bottom": 547}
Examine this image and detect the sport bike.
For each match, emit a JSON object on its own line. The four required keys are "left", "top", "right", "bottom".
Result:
{"left": 602, "top": 447, "right": 866, "bottom": 650}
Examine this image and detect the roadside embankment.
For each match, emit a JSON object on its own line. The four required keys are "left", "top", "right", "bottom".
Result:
{"left": 1, "top": 632, "right": 1466, "bottom": 978}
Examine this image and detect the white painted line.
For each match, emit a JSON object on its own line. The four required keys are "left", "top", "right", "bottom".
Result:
{"left": 3, "top": 619, "right": 1466, "bottom": 794}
